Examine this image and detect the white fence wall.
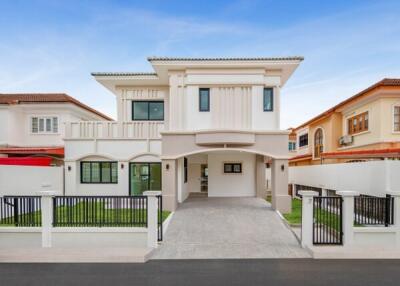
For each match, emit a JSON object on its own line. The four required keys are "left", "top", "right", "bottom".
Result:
{"left": 289, "top": 160, "right": 400, "bottom": 197}
{"left": 0, "top": 165, "right": 63, "bottom": 196}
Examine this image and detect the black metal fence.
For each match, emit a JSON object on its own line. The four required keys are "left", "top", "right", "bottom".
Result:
{"left": 52, "top": 196, "right": 148, "bottom": 227}
{"left": 354, "top": 195, "right": 394, "bottom": 226}
{"left": 0, "top": 196, "right": 41, "bottom": 226}
{"left": 313, "top": 196, "right": 343, "bottom": 245}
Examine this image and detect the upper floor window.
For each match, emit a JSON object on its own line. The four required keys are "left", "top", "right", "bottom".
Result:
{"left": 263, "top": 88, "right": 273, "bottom": 111}
{"left": 132, "top": 101, "right": 164, "bottom": 121}
{"left": 394, "top": 106, "right": 400, "bottom": 132}
{"left": 314, "top": 128, "right": 324, "bottom": 158}
{"left": 288, "top": 141, "right": 296, "bottom": 151}
{"left": 199, "top": 88, "right": 210, "bottom": 112}
{"left": 347, "top": 112, "right": 368, "bottom": 135}
{"left": 81, "top": 161, "right": 118, "bottom": 184}
{"left": 299, "top": 134, "right": 308, "bottom": 147}
{"left": 31, "top": 116, "right": 58, "bottom": 134}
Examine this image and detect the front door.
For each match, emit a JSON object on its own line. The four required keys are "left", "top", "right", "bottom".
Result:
{"left": 129, "top": 163, "right": 161, "bottom": 195}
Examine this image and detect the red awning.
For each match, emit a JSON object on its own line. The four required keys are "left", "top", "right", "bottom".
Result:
{"left": 0, "top": 157, "right": 52, "bottom": 166}
{"left": 322, "top": 148, "right": 400, "bottom": 159}
{"left": 0, "top": 147, "right": 64, "bottom": 156}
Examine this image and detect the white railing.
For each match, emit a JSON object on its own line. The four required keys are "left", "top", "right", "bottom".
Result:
{"left": 65, "top": 121, "right": 164, "bottom": 139}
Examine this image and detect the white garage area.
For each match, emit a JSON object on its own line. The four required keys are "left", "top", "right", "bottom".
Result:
{"left": 176, "top": 151, "right": 257, "bottom": 203}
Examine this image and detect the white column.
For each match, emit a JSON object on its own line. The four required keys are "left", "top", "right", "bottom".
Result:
{"left": 337, "top": 191, "right": 359, "bottom": 246}
{"left": 299, "top": 191, "right": 319, "bottom": 248}
{"left": 387, "top": 191, "right": 400, "bottom": 246}
{"left": 37, "top": 191, "right": 57, "bottom": 248}
{"left": 144, "top": 191, "right": 162, "bottom": 249}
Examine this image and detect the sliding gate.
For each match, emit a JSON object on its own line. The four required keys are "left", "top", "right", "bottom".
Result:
{"left": 313, "top": 196, "right": 343, "bottom": 245}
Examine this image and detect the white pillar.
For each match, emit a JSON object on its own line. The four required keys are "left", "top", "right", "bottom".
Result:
{"left": 387, "top": 191, "right": 400, "bottom": 246}
{"left": 144, "top": 191, "right": 162, "bottom": 249}
{"left": 37, "top": 191, "right": 57, "bottom": 248}
{"left": 337, "top": 191, "right": 359, "bottom": 246}
{"left": 299, "top": 191, "right": 319, "bottom": 248}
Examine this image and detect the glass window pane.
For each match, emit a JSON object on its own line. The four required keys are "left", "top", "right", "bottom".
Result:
{"left": 81, "top": 162, "right": 91, "bottom": 183}
{"left": 91, "top": 162, "right": 101, "bottom": 183}
{"left": 132, "top": 102, "right": 149, "bottom": 120}
{"left": 263, "top": 88, "right": 273, "bottom": 111}
{"left": 150, "top": 163, "right": 161, "bottom": 191}
{"left": 39, "top": 118, "right": 44, "bottom": 132}
{"left": 224, "top": 164, "right": 232, "bottom": 173}
{"left": 111, "top": 163, "right": 118, "bottom": 183}
{"left": 52, "top": 117, "right": 58, "bottom": 133}
{"left": 31, "top": 117, "right": 38, "bottom": 133}
{"left": 199, "top": 88, "right": 210, "bottom": 111}
{"left": 101, "top": 162, "right": 111, "bottom": 183}
{"left": 233, "top": 164, "right": 242, "bottom": 173}
{"left": 149, "top": 102, "right": 164, "bottom": 120}
{"left": 46, "top": 118, "right": 52, "bottom": 132}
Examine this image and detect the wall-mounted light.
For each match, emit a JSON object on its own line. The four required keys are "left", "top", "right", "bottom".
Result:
{"left": 67, "top": 166, "right": 71, "bottom": 171}
{"left": 281, "top": 164, "right": 285, "bottom": 172}
{"left": 166, "top": 164, "right": 170, "bottom": 170}
{"left": 121, "top": 163, "right": 124, "bottom": 169}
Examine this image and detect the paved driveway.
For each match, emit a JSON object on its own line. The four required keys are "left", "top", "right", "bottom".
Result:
{"left": 152, "top": 197, "right": 310, "bottom": 259}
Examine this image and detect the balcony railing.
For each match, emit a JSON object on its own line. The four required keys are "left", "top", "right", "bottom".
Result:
{"left": 65, "top": 121, "right": 164, "bottom": 140}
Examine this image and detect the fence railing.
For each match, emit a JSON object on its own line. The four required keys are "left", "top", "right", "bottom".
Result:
{"left": 313, "top": 196, "right": 343, "bottom": 245}
{"left": 52, "top": 196, "right": 148, "bottom": 227}
{"left": 354, "top": 195, "right": 394, "bottom": 227}
{"left": 0, "top": 196, "right": 41, "bottom": 226}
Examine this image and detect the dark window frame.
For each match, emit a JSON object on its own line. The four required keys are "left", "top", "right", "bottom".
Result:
{"left": 80, "top": 161, "right": 118, "bottom": 184}
{"left": 199, "top": 88, "right": 210, "bottom": 112}
{"left": 129, "top": 162, "right": 162, "bottom": 195}
{"left": 184, "top": 157, "right": 188, "bottom": 183}
{"left": 299, "top": 134, "right": 309, "bottom": 148}
{"left": 263, "top": 88, "right": 274, "bottom": 112}
{"left": 132, "top": 100, "right": 164, "bottom": 121}
{"left": 223, "top": 163, "right": 242, "bottom": 174}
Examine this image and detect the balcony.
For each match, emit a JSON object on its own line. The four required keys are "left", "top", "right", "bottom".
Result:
{"left": 65, "top": 121, "right": 164, "bottom": 140}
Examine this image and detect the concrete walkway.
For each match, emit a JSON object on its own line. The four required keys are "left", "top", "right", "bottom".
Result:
{"left": 152, "top": 197, "right": 310, "bottom": 259}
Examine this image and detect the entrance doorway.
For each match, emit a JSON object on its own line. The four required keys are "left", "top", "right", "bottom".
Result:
{"left": 129, "top": 163, "right": 161, "bottom": 195}
{"left": 200, "top": 164, "right": 208, "bottom": 193}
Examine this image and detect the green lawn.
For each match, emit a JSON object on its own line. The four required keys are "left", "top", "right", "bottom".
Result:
{"left": 0, "top": 202, "right": 170, "bottom": 227}
{"left": 283, "top": 198, "right": 302, "bottom": 225}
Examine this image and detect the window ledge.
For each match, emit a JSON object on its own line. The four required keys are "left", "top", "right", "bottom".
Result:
{"left": 349, "top": 130, "right": 370, "bottom": 137}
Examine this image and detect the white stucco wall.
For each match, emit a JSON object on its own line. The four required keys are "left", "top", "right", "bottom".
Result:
{"left": 0, "top": 165, "right": 63, "bottom": 196}
{"left": 289, "top": 160, "right": 400, "bottom": 196}
{"left": 208, "top": 152, "right": 256, "bottom": 197}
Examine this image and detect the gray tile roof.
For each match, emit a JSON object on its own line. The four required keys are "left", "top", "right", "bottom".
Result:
{"left": 147, "top": 56, "right": 304, "bottom": 61}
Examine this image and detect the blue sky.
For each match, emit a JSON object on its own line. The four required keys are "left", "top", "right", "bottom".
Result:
{"left": 1, "top": 0, "right": 400, "bottom": 128}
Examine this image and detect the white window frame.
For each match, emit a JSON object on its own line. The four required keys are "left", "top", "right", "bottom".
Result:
{"left": 393, "top": 105, "right": 400, "bottom": 133}
{"left": 30, "top": 116, "right": 59, "bottom": 134}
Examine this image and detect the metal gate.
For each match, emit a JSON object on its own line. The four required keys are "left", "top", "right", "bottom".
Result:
{"left": 313, "top": 196, "right": 343, "bottom": 245}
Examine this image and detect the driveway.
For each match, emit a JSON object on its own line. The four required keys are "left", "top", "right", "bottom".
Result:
{"left": 152, "top": 197, "right": 310, "bottom": 259}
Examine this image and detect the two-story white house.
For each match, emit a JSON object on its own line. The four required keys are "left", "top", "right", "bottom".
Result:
{"left": 64, "top": 57, "right": 303, "bottom": 213}
{"left": 0, "top": 93, "right": 112, "bottom": 165}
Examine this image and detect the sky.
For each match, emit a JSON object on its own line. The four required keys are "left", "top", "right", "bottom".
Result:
{"left": 0, "top": 0, "right": 400, "bottom": 128}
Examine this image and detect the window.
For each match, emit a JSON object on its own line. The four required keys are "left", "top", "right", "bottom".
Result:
{"left": 347, "top": 112, "right": 369, "bottom": 135}
{"left": 263, "top": 88, "right": 274, "bottom": 111}
{"left": 394, "top": 106, "right": 400, "bottom": 132}
{"left": 184, "top": 157, "right": 188, "bottom": 183}
{"left": 129, "top": 163, "right": 161, "bottom": 195}
{"left": 314, "top": 128, "right": 323, "bottom": 158}
{"left": 199, "top": 88, "right": 210, "bottom": 111}
{"left": 224, "top": 163, "right": 242, "bottom": 174}
{"left": 288, "top": 141, "right": 296, "bottom": 151}
{"left": 31, "top": 116, "right": 58, "bottom": 133}
{"left": 132, "top": 101, "right": 164, "bottom": 121}
{"left": 299, "top": 134, "right": 308, "bottom": 147}
{"left": 81, "top": 162, "right": 118, "bottom": 184}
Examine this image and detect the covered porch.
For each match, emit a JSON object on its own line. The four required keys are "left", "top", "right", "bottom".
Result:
{"left": 160, "top": 130, "right": 292, "bottom": 214}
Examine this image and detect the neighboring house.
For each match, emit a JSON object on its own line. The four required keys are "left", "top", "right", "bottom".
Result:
{"left": 289, "top": 79, "right": 400, "bottom": 166}
{"left": 0, "top": 93, "right": 112, "bottom": 165}
{"left": 64, "top": 56, "right": 303, "bottom": 213}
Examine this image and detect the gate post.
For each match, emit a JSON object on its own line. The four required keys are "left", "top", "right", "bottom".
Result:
{"left": 299, "top": 191, "right": 319, "bottom": 248}
{"left": 144, "top": 191, "right": 162, "bottom": 249}
{"left": 337, "top": 191, "right": 359, "bottom": 246}
{"left": 387, "top": 191, "right": 400, "bottom": 246}
{"left": 37, "top": 191, "right": 57, "bottom": 248}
